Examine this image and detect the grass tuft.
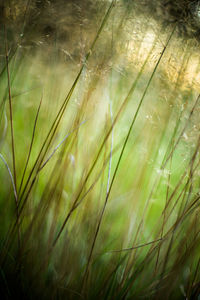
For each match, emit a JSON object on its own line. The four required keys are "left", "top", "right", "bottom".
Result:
{"left": 0, "top": 1, "right": 200, "bottom": 299}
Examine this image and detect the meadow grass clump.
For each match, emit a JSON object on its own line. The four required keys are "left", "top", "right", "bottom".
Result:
{"left": 0, "top": 0, "right": 200, "bottom": 299}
